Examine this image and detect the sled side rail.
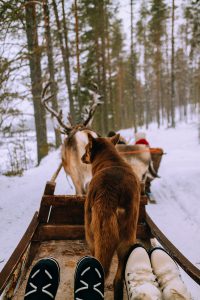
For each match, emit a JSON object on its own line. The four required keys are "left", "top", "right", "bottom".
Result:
{"left": 0, "top": 212, "right": 39, "bottom": 295}
{"left": 146, "top": 213, "right": 200, "bottom": 285}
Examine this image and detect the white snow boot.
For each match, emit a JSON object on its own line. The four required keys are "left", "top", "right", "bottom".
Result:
{"left": 125, "top": 244, "right": 162, "bottom": 300}
{"left": 150, "top": 247, "right": 192, "bottom": 300}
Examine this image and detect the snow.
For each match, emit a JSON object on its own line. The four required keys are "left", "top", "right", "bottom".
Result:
{"left": 0, "top": 121, "right": 200, "bottom": 299}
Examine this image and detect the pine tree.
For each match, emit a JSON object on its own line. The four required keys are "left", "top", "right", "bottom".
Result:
{"left": 52, "top": 0, "right": 75, "bottom": 121}
{"left": 149, "top": 0, "right": 168, "bottom": 128}
{"left": 75, "top": 0, "right": 125, "bottom": 134}
{"left": 130, "top": 0, "right": 137, "bottom": 132}
{"left": 184, "top": 0, "right": 200, "bottom": 140}
{"left": 136, "top": 0, "right": 151, "bottom": 129}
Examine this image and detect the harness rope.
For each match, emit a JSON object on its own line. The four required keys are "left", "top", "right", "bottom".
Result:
{"left": 119, "top": 149, "right": 164, "bottom": 155}
{"left": 50, "top": 162, "right": 63, "bottom": 183}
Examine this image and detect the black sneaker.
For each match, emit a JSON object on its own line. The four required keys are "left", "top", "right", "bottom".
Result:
{"left": 74, "top": 256, "right": 104, "bottom": 300}
{"left": 24, "top": 257, "right": 60, "bottom": 300}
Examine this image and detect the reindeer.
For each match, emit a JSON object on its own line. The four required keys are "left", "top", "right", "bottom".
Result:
{"left": 42, "top": 83, "right": 159, "bottom": 195}
{"left": 81, "top": 133, "right": 140, "bottom": 300}
{"left": 42, "top": 82, "right": 102, "bottom": 194}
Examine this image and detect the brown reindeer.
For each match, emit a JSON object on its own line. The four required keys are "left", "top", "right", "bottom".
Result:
{"left": 81, "top": 133, "right": 141, "bottom": 300}
{"left": 42, "top": 82, "right": 102, "bottom": 194}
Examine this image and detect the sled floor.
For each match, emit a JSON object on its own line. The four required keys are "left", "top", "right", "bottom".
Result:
{"left": 13, "top": 240, "right": 128, "bottom": 300}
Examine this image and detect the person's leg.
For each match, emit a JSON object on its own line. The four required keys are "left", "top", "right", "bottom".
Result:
{"left": 24, "top": 257, "right": 60, "bottom": 300}
{"left": 74, "top": 256, "right": 104, "bottom": 300}
{"left": 125, "top": 244, "right": 162, "bottom": 300}
{"left": 150, "top": 247, "right": 192, "bottom": 300}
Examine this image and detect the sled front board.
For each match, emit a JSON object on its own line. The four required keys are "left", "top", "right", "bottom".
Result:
{"left": 13, "top": 240, "right": 128, "bottom": 300}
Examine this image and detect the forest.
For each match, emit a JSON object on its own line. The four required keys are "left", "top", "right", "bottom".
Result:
{"left": 0, "top": 0, "right": 200, "bottom": 174}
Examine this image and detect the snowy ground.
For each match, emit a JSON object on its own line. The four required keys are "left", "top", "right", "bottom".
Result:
{"left": 0, "top": 121, "right": 200, "bottom": 299}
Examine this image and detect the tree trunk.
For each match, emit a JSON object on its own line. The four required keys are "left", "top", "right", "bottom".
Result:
{"left": 130, "top": 0, "right": 137, "bottom": 133}
{"left": 93, "top": 34, "right": 103, "bottom": 134}
{"left": 25, "top": 0, "right": 48, "bottom": 164}
{"left": 43, "top": 0, "right": 61, "bottom": 147}
{"left": 156, "top": 55, "right": 161, "bottom": 128}
{"left": 52, "top": 0, "right": 75, "bottom": 121}
{"left": 171, "top": 0, "right": 175, "bottom": 127}
{"left": 74, "top": 0, "right": 81, "bottom": 108}
{"left": 105, "top": 13, "right": 114, "bottom": 130}
{"left": 165, "top": 32, "right": 171, "bottom": 125}
{"left": 101, "top": 3, "right": 108, "bottom": 134}
{"left": 143, "top": 25, "right": 150, "bottom": 129}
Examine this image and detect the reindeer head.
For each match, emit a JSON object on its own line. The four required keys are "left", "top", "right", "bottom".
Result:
{"left": 81, "top": 133, "right": 120, "bottom": 164}
{"left": 41, "top": 82, "right": 103, "bottom": 194}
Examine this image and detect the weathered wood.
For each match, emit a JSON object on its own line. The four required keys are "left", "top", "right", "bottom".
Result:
{"left": 150, "top": 148, "right": 164, "bottom": 173}
{"left": 46, "top": 206, "right": 84, "bottom": 225}
{"left": 33, "top": 223, "right": 150, "bottom": 241}
{"left": 40, "top": 194, "right": 148, "bottom": 206}
{"left": 34, "top": 224, "right": 85, "bottom": 241}
{"left": 38, "top": 196, "right": 84, "bottom": 223}
{"left": 38, "top": 195, "right": 148, "bottom": 225}
{"left": 0, "top": 213, "right": 39, "bottom": 295}
{"left": 41, "top": 195, "right": 85, "bottom": 205}
{"left": 146, "top": 213, "right": 200, "bottom": 285}
{"left": 43, "top": 181, "right": 56, "bottom": 195}
{"left": 37, "top": 204, "right": 50, "bottom": 223}
{"left": 138, "top": 205, "right": 146, "bottom": 223}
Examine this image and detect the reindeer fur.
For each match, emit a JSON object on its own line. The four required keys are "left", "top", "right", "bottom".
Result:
{"left": 62, "top": 129, "right": 97, "bottom": 194}
{"left": 81, "top": 134, "right": 141, "bottom": 300}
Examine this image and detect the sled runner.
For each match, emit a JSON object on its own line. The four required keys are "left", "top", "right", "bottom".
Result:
{"left": 0, "top": 148, "right": 199, "bottom": 300}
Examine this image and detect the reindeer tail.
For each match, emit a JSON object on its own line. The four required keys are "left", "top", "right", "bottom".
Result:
{"left": 92, "top": 205, "right": 119, "bottom": 278}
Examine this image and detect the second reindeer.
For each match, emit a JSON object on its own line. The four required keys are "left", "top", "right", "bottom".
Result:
{"left": 81, "top": 133, "right": 141, "bottom": 300}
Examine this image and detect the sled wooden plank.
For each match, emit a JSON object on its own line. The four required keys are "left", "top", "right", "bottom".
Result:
{"left": 146, "top": 213, "right": 200, "bottom": 285}
{"left": 41, "top": 195, "right": 148, "bottom": 205}
{"left": 38, "top": 198, "right": 84, "bottom": 224}
{"left": 138, "top": 204, "right": 146, "bottom": 222}
{"left": 47, "top": 206, "right": 84, "bottom": 224}
{"left": 38, "top": 196, "right": 85, "bottom": 222}
{"left": 150, "top": 148, "right": 164, "bottom": 173}
{"left": 33, "top": 223, "right": 150, "bottom": 241}
{"left": 43, "top": 181, "right": 56, "bottom": 195}
{"left": 0, "top": 213, "right": 39, "bottom": 295}
{"left": 34, "top": 225, "right": 85, "bottom": 241}
{"left": 38, "top": 197, "right": 147, "bottom": 224}
{"left": 38, "top": 195, "right": 148, "bottom": 224}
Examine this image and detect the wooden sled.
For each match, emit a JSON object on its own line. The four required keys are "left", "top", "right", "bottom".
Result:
{"left": 0, "top": 148, "right": 199, "bottom": 299}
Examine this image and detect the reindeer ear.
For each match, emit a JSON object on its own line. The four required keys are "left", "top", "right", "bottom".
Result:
{"left": 110, "top": 134, "right": 120, "bottom": 145}
{"left": 87, "top": 133, "right": 95, "bottom": 147}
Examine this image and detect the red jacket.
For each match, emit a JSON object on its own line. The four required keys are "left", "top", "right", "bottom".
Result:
{"left": 135, "top": 138, "right": 150, "bottom": 146}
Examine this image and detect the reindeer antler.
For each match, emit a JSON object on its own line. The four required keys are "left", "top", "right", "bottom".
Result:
{"left": 41, "top": 82, "right": 72, "bottom": 135}
{"left": 83, "top": 83, "right": 103, "bottom": 127}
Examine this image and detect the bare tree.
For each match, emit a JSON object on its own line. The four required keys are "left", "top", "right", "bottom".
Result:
{"left": 52, "top": 0, "right": 75, "bottom": 120}
{"left": 73, "top": 0, "right": 81, "bottom": 105}
{"left": 25, "top": 0, "right": 48, "bottom": 164}
{"left": 130, "top": 0, "right": 137, "bottom": 132}
{"left": 43, "top": 0, "right": 61, "bottom": 147}
{"left": 171, "top": 0, "right": 176, "bottom": 127}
